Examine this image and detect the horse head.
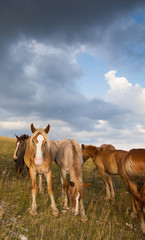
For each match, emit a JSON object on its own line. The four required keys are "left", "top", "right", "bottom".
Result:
{"left": 81, "top": 144, "right": 100, "bottom": 162}
{"left": 68, "top": 181, "right": 83, "bottom": 216}
{"left": 13, "top": 134, "right": 29, "bottom": 161}
{"left": 30, "top": 123, "right": 51, "bottom": 166}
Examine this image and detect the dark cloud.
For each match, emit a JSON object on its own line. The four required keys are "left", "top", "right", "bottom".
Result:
{"left": 0, "top": 0, "right": 145, "bottom": 45}
{"left": 0, "top": 0, "right": 145, "bottom": 149}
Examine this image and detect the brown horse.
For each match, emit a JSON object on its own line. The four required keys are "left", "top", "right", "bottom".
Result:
{"left": 90, "top": 144, "right": 116, "bottom": 182}
{"left": 52, "top": 139, "right": 87, "bottom": 222}
{"left": 122, "top": 148, "right": 145, "bottom": 233}
{"left": 13, "top": 134, "right": 29, "bottom": 179}
{"left": 24, "top": 123, "right": 59, "bottom": 217}
{"left": 81, "top": 144, "right": 128, "bottom": 199}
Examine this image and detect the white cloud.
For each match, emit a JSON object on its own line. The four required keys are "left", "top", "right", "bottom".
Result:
{"left": 105, "top": 70, "right": 145, "bottom": 114}
{"left": 0, "top": 121, "right": 28, "bottom": 130}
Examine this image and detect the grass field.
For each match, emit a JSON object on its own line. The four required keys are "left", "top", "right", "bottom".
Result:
{"left": 0, "top": 136, "right": 144, "bottom": 240}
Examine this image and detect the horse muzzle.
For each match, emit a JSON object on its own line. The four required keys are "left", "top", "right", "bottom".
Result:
{"left": 13, "top": 156, "right": 17, "bottom": 162}
{"left": 34, "top": 157, "right": 44, "bottom": 166}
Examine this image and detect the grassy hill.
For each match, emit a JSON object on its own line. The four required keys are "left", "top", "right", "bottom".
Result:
{"left": 0, "top": 136, "right": 144, "bottom": 239}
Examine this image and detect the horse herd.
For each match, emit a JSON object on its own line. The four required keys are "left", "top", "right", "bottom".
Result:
{"left": 13, "top": 123, "right": 145, "bottom": 233}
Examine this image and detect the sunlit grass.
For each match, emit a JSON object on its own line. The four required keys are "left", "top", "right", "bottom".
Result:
{"left": 0, "top": 136, "right": 144, "bottom": 239}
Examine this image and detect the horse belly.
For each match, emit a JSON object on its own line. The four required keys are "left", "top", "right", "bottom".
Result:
{"left": 105, "top": 161, "right": 118, "bottom": 175}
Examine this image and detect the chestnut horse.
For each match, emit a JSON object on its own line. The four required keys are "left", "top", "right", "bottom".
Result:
{"left": 24, "top": 123, "right": 59, "bottom": 217}
{"left": 51, "top": 139, "right": 87, "bottom": 222}
{"left": 90, "top": 144, "right": 116, "bottom": 182}
{"left": 13, "top": 134, "right": 29, "bottom": 179}
{"left": 122, "top": 148, "right": 145, "bottom": 233}
{"left": 81, "top": 144, "right": 128, "bottom": 199}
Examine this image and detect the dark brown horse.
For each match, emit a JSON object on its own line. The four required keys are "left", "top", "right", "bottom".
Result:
{"left": 51, "top": 139, "right": 87, "bottom": 222}
{"left": 13, "top": 134, "right": 29, "bottom": 179}
{"left": 122, "top": 148, "right": 145, "bottom": 233}
{"left": 24, "top": 123, "right": 59, "bottom": 217}
{"left": 81, "top": 144, "right": 128, "bottom": 199}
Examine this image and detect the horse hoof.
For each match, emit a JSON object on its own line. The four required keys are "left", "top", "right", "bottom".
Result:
{"left": 62, "top": 209, "right": 67, "bottom": 213}
{"left": 105, "top": 196, "right": 111, "bottom": 200}
{"left": 130, "top": 212, "right": 137, "bottom": 219}
{"left": 53, "top": 209, "right": 59, "bottom": 217}
{"left": 27, "top": 208, "right": 37, "bottom": 216}
{"left": 81, "top": 217, "right": 88, "bottom": 223}
{"left": 62, "top": 207, "right": 69, "bottom": 212}
{"left": 29, "top": 209, "right": 37, "bottom": 216}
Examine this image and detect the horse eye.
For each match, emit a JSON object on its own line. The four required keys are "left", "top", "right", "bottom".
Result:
{"left": 32, "top": 140, "right": 34, "bottom": 143}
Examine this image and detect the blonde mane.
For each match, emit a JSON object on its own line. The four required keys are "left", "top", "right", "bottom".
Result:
{"left": 30, "top": 128, "right": 50, "bottom": 149}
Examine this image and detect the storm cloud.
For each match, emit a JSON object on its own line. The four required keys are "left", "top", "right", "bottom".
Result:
{"left": 0, "top": 0, "right": 145, "bottom": 149}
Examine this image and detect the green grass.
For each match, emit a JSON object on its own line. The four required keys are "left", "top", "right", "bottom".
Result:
{"left": 0, "top": 136, "right": 144, "bottom": 240}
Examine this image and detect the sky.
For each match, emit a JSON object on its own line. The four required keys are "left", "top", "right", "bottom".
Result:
{"left": 0, "top": 0, "right": 145, "bottom": 150}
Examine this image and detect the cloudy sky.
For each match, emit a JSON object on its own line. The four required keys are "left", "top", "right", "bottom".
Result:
{"left": 0, "top": 0, "right": 145, "bottom": 150}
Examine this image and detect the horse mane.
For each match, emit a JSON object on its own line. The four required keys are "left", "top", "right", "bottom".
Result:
{"left": 30, "top": 128, "right": 50, "bottom": 149}
{"left": 71, "top": 140, "right": 83, "bottom": 189}
{"left": 85, "top": 145, "right": 100, "bottom": 158}
{"left": 124, "top": 156, "right": 145, "bottom": 183}
{"left": 19, "top": 134, "right": 29, "bottom": 140}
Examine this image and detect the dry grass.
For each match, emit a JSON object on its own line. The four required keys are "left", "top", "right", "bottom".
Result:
{"left": 0, "top": 136, "right": 144, "bottom": 240}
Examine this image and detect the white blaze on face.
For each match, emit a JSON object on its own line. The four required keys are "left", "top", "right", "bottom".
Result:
{"left": 34, "top": 134, "right": 44, "bottom": 166}
{"left": 75, "top": 192, "right": 80, "bottom": 215}
{"left": 13, "top": 142, "right": 20, "bottom": 159}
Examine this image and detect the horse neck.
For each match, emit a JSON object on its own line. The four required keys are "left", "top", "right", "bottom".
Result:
{"left": 86, "top": 145, "right": 99, "bottom": 158}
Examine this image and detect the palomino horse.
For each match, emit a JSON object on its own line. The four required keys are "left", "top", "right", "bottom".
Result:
{"left": 90, "top": 144, "right": 116, "bottom": 182}
{"left": 122, "top": 148, "right": 145, "bottom": 233}
{"left": 51, "top": 139, "right": 87, "bottom": 222}
{"left": 24, "top": 123, "right": 59, "bottom": 217}
{"left": 13, "top": 134, "right": 29, "bottom": 179}
{"left": 81, "top": 144, "right": 128, "bottom": 199}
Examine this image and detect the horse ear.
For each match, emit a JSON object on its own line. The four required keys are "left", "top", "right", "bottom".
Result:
{"left": 15, "top": 135, "right": 19, "bottom": 139}
{"left": 81, "top": 144, "right": 85, "bottom": 150}
{"left": 44, "top": 124, "right": 50, "bottom": 134}
{"left": 31, "top": 123, "right": 36, "bottom": 133}
{"left": 70, "top": 181, "right": 75, "bottom": 187}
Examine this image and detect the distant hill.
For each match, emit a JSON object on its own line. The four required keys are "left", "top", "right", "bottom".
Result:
{"left": 0, "top": 136, "right": 15, "bottom": 142}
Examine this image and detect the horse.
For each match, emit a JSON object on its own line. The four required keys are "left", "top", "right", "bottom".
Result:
{"left": 90, "top": 144, "right": 116, "bottom": 182}
{"left": 13, "top": 134, "right": 29, "bottom": 179}
{"left": 52, "top": 139, "right": 87, "bottom": 222}
{"left": 122, "top": 148, "right": 145, "bottom": 233}
{"left": 24, "top": 123, "right": 59, "bottom": 217}
{"left": 81, "top": 144, "right": 128, "bottom": 199}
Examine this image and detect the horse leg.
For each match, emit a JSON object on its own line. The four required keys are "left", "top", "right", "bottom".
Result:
{"left": 107, "top": 175, "right": 115, "bottom": 199}
{"left": 17, "top": 167, "right": 20, "bottom": 179}
{"left": 60, "top": 171, "right": 69, "bottom": 211}
{"left": 45, "top": 170, "right": 59, "bottom": 217}
{"left": 29, "top": 168, "right": 37, "bottom": 216}
{"left": 26, "top": 166, "right": 29, "bottom": 178}
{"left": 38, "top": 174, "right": 43, "bottom": 194}
{"left": 128, "top": 181, "right": 145, "bottom": 233}
{"left": 90, "top": 166, "right": 97, "bottom": 182}
{"left": 98, "top": 167, "right": 111, "bottom": 199}
{"left": 79, "top": 198, "right": 88, "bottom": 222}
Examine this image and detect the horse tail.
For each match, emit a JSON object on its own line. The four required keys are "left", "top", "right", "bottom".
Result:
{"left": 124, "top": 155, "right": 145, "bottom": 183}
